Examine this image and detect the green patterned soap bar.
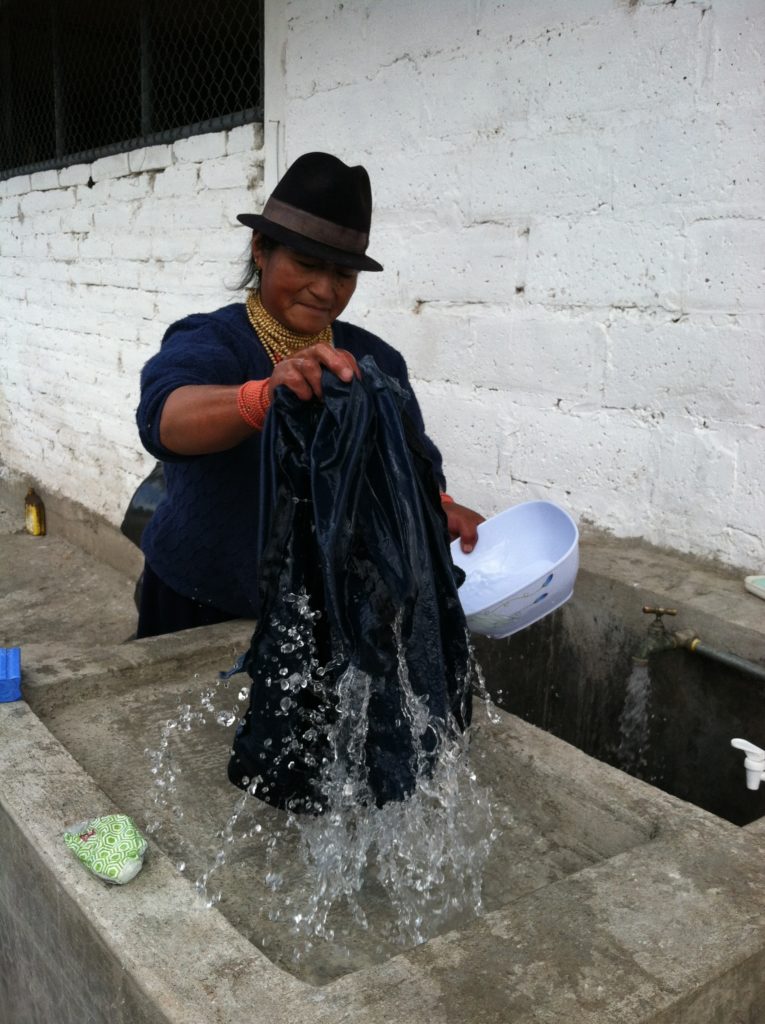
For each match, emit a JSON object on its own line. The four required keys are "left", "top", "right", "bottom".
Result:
{"left": 64, "top": 814, "right": 148, "bottom": 884}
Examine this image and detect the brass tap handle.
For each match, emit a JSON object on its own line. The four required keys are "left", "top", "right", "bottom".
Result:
{"left": 642, "top": 606, "right": 678, "bottom": 619}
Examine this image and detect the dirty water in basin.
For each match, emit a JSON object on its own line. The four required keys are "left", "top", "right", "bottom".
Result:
{"left": 36, "top": 653, "right": 653, "bottom": 987}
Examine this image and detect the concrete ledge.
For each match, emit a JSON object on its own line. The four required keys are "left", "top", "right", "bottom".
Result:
{"left": 578, "top": 528, "right": 765, "bottom": 664}
{"left": 0, "top": 702, "right": 304, "bottom": 1024}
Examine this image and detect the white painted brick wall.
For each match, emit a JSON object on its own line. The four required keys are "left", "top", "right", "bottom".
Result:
{"left": 0, "top": 125, "right": 265, "bottom": 524}
{"left": 278, "top": 0, "right": 764, "bottom": 569}
{"left": 1, "top": 0, "right": 763, "bottom": 573}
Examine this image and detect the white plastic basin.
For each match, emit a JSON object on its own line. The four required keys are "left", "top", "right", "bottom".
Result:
{"left": 450, "top": 500, "right": 579, "bottom": 639}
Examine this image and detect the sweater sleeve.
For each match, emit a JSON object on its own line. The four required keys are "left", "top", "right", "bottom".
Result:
{"left": 137, "top": 311, "right": 268, "bottom": 461}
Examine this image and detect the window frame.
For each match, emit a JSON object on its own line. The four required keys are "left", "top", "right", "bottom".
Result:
{"left": 0, "top": 0, "right": 264, "bottom": 181}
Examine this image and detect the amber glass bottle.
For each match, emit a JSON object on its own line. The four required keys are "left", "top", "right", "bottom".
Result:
{"left": 24, "top": 488, "right": 46, "bottom": 536}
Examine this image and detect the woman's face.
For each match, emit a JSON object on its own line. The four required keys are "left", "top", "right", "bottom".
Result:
{"left": 253, "top": 235, "right": 358, "bottom": 334}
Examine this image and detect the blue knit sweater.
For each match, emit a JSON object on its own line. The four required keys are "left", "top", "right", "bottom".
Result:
{"left": 136, "top": 302, "right": 445, "bottom": 616}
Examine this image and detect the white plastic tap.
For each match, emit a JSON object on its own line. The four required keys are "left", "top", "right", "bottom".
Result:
{"left": 731, "top": 738, "right": 765, "bottom": 791}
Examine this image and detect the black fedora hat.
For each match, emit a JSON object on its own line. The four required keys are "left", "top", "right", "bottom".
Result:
{"left": 237, "top": 152, "right": 383, "bottom": 272}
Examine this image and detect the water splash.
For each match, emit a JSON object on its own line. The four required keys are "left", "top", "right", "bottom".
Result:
{"left": 262, "top": 639, "right": 496, "bottom": 952}
{"left": 143, "top": 672, "right": 244, "bottom": 847}
{"left": 144, "top": 595, "right": 500, "bottom": 964}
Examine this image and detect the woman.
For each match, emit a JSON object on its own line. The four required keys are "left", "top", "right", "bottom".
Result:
{"left": 136, "top": 152, "right": 483, "bottom": 638}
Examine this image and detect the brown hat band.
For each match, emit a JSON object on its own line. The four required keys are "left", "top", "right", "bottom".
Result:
{"left": 261, "top": 196, "right": 369, "bottom": 255}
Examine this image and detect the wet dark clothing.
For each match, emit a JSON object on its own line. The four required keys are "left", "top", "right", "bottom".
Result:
{"left": 136, "top": 302, "right": 445, "bottom": 622}
{"left": 228, "top": 358, "right": 471, "bottom": 811}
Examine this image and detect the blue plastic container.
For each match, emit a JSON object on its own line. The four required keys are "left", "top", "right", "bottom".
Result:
{"left": 0, "top": 648, "right": 22, "bottom": 702}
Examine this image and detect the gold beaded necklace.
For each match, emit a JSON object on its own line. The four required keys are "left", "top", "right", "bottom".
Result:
{"left": 245, "top": 289, "right": 333, "bottom": 365}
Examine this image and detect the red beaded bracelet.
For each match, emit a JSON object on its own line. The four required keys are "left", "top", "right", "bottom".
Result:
{"left": 237, "top": 379, "right": 271, "bottom": 431}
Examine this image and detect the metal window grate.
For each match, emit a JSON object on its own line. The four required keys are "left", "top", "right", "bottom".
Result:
{"left": 0, "top": 0, "right": 264, "bottom": 180}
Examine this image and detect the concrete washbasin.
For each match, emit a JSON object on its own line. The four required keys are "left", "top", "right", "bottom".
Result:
{"left": 2, "top": 536, "right": 765, "bottom": 1022}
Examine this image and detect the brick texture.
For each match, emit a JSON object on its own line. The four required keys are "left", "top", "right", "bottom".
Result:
{"left": 283, "top": 0, "right": 764, "bottom": 569}
{"left": 0, "top": 129, "right": 265, "bottom": 524}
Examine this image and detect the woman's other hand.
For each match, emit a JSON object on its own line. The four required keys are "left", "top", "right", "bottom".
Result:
{"left": 269, "top": 343, "right": 361, "bottom": 401}
{"left": 444, "top": 501, "right": 485, "bottom": 554}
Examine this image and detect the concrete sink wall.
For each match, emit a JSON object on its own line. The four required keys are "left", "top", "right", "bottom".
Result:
{"left": 474, "top": 540, "right": 765, "bottom": 827}
{"left": 2, "top": 534, "right": 765, "bottom": 1022}
{"left": 1, "top": 631, "right": 764, "bottom": 1020}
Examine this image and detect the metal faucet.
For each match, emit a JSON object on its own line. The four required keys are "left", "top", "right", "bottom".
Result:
{"left": 632, "top": 606, "right": 678, "bottom": 665}
{"left": 633, "top": 604, "right": 765, "bottom": 681}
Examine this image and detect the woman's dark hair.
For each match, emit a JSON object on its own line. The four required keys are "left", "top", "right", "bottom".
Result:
{"left": 235, "top": 232, "right": 279, "bottom": 290}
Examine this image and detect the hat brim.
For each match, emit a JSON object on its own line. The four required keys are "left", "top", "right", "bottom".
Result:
{"left": 237, "top": 214, "right": 383, "bottom": 272}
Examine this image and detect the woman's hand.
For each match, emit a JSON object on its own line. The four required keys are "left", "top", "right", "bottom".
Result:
{"left": 269, "top": 343, "right": 361, "bottom": 401}
{"left": 444, "top": 501, "right": 485, "bottom": 554}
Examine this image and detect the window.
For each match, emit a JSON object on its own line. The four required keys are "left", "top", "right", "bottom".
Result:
{"left": 0, "top": 0, "right": 264, "bottom": 180}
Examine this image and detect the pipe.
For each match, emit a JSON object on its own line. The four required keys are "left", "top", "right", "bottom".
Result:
{"left": 673, "top": 629, "right": 765, "bottom": 683}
